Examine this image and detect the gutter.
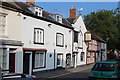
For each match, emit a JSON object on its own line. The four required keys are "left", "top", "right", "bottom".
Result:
{"left": 22, "top": 10, "right": 74, "bottom": 30}
{"left": 1, "top": 2, "right": 74, "bottom": 30}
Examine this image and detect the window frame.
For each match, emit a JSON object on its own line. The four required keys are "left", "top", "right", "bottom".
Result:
{"left": 0, "top": 49, "right": 7, "bottom": 70}
{"left": 33, "top": 51, "right": 46, "bottom": 69}
{"left": 74, "top": 31, "right": 78, "bottom": 43}
{"left": 0, "top": 13, "right": 6, "bottom": 34}
{"left": 81, "top": 52, "right": 85, "bottom": 61}
{"left": 34, "top": 28, "right": 44, "bottom": 45}
{"left": 57, "top": 54, "right": 63, "bottom": 67}
{"left": 56, "top": 33, "right": 64, "bottom": 47}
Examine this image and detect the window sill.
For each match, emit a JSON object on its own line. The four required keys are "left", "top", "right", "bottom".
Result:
{"left": 34, "top": 42, "right": 44, "bottom": 45}
{"left": 56, "top": 45, "right": 64, "bottom": 47}
{"left": 34, "top": 66, "right": 45, "bottom": 69}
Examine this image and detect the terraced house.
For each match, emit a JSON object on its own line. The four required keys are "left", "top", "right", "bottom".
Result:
{"left": 0, "top": 0, "right": 107, "bottom": 75}
{"left": 0, "top": 0, "right": 74, "bottom": 74}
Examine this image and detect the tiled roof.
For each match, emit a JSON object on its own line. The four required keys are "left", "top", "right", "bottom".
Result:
{"left": 1, "top": 0, "right": 73, "bottom": 29}
{"left": 66, "top": 14, "right": 81, "bottom": 24}
{"left": 66, "top": 18, "right": 75, "bottom": 24}
{"left": 91, "top": 33, "right": 106, "bottom": 43}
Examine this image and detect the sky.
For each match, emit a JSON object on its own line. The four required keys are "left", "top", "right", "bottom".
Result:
{"left": 37, "top": 2, "right": 118, "bottom": 18}
{"left": 20, "top": 0, "right": 119, "bottom": 2}
{"left": 19, "top": 0, "right": 119, "bottom": 18}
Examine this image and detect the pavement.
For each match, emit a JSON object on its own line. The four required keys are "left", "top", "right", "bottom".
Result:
{"left": 33, "top": 64, "right": 94, "bottom": 79}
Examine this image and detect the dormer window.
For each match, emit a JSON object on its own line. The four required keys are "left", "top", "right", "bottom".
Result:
{"left": 35, "top": 11, "right": 38, "bottom": 15}
{"left": 28, "top": 6, "right": 43, "bottom": 17}
{"left": 57, "top": 16, "right": 59, "bottom": 21}
{"left": 56, "top": 14, "right": 62, "bottom": 23}
{"left": 39, "top": 13, "right": 41, "bottom": 16}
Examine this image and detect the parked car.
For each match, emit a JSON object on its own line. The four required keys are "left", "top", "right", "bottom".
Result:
{"left": 1, "top": 73, "right": 36, "bottom": 80}
{"left": 89, "top": 61, "right": 120, "bottom": 80}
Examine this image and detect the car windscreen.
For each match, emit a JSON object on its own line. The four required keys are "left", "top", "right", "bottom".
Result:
{"left": 92, "top": 63, "right": 115, "bottom": 71}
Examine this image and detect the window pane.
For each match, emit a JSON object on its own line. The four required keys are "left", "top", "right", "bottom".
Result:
{"left": 74, "top": 31, "right": 78, "bottom": 42}
{"left": 81, "top": 52, "right": 85, "bottom": 61}
{"left": 57, "top": 33, "right": 63, "bottom": 46}
{"left": 0, "top": 14, "right": 6, "bottom": 34}
{"left": 57, "top": 54, "right": 62, "bottom": 66}
{"left": 40, "top": 53, "right": 44, "bottom": 67}
{"left": 34, "top": 52, "right": 45, "bottom": 68}
{"left": 92, "top": 63, "right": 115, "bottom": 71}
{"left": 34, "top": 28, "right": 44, "bottom": 44}
{"left": 35, "top": 53, "right": 39, "bottom": 68}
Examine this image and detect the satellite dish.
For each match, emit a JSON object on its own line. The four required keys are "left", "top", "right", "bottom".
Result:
{"left": 78, "top": 8, "right": 83, "bottom": 14}
{"left": 78, "top": 8, "right": 83, "bottom": 12}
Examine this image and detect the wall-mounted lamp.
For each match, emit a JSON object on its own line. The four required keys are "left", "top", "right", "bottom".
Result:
{"left": 17, "top": 12, "right": 21, "bottom": 16}
{"left": 48, "top": 24, "right": 52, "bottom": 27}
{"left": 85, "top": 31, "right": 91, "bottom": 41}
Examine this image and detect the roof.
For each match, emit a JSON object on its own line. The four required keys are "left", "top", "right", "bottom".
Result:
{"left": 66, "top": 14, "right": 81, "bottom": 24}
{"left": 66, "top": 18, "right": 75, "bottom": 24}
{"left": 1, "top": 1, "right": 73, "bottom": 29}
{"left": 91, "top": 33, "right": 106, "bottom": 43}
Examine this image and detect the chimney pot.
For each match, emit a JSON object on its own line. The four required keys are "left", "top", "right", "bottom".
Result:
{"left": 70, "top": 6, "right": 76, "bottom": 18}
{"left": 26, "top": 0, "right": 35, "bottom": 6}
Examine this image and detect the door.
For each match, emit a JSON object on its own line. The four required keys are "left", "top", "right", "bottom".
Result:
{"left": 57, "top": 54, "right": 63, "bottom": 67}
{"left": 23, "top": 53, "right": 30, "bottom": 74}
{"left": 9, "top": 53, "right": 15, "bottom": 72}
{"left": 66, "top": 54, "right": 71, "bottom": 68}
{"left": 72, "top": 55, "right": 75, "bottom": 67}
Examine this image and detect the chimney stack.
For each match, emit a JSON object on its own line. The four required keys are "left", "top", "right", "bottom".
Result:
{"left": 26, "top": 0, "right": 35, "bottom": 6}
{"left": 70, "top": 6, "right": 76, "bottom": 18}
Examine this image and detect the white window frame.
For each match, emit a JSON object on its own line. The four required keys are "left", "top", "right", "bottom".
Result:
{"left": 34, "top": 51, "right": 45, "bottom": 68}
{"left": 81, "top": 52, "right": 85, "bottom": 61}
{"left": 34, "top": 28, "right": 44, "bottom": 44}
{"left": 56, "top": 33, "right": 64, "bottom": 47}
{"left": 0, "top": 49, "right": 7, "bottom": 70}
{"left": 0, "top": 13, "right": 6, "bottom": 35}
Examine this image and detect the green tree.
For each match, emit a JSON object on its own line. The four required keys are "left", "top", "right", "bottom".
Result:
{"left": 84, "top": 9, "right": 120, "bottom": 51}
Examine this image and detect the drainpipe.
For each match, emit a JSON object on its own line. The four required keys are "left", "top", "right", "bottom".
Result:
{"left": 72, "top": 30, "right": 74, "bottom": 68}
{"left": 54, "top": 49, "right": 56, "bottom": 70}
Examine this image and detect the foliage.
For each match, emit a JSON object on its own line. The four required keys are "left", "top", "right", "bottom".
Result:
{"left": 84, "top": 9, "right": 120, "bottom": 51}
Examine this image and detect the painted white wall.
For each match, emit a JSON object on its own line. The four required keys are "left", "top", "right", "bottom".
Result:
{"left": 0, "top": 8, "right": 23, "bottom": 74}
{"left": 72, "top": 15, "right": 87, "bottom": 66}
{"left": 21, "top": 14, "right": 73, "bottom": 72}
{"left": 6, "top": 11, "right": 22, "bottom": 41}
{"left": 1, "top": 7, "right": 73, "bottom": 73}
{"left": 15, "top": 47, "right": 23, "bottom": 73}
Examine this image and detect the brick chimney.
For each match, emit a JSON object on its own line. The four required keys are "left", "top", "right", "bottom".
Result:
{"left": 26, "top": 0, "right": 35, "bottom": 6}
{"left": 70, "top": 6, "right": 76, "bottom": 18}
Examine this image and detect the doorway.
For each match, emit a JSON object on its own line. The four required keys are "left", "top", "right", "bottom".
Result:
{"left": 9, "top": 53, "right": 15, "bottom": 73}
{"left": 23, "top": 53, "right": 30, "bottom": 74}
